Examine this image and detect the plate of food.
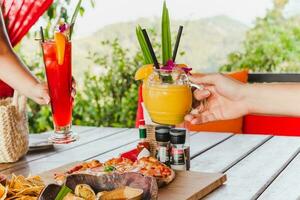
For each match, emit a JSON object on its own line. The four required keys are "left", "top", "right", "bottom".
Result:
{"left": 54, "top": 156, "right": 175, "bottom": 188}
{"left": 0, "top": 174, "right": 45, "bottom": 200}
{"left": 39, "top": 172, "right": 157, "bottom": 200}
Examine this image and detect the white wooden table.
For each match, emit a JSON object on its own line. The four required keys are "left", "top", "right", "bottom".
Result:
{"left": 1, "top": 126, "right": 300, "bottom": 200}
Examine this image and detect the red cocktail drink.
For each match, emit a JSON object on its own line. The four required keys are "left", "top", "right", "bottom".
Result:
{"left": 42, "top": 41, "right": 76, "bottom": 143}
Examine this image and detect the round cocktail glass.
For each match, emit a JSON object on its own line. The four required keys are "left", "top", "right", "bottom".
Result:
{"left": 42, "top": 41, "right": 77, "bottom": 144}
{"left": 142, "top": 68, "right": 193, "bottom": 125}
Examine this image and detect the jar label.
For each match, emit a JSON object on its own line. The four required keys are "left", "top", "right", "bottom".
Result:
{"left": 171, "top": 148, "right": 185, "bottom": 166}
{"left": 156, "top": 146, "right": 169, "bottom": 163}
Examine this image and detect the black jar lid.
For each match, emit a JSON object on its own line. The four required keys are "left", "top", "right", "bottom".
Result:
{"left": 155, "top": 126, "right": 171, "bottom": 142}
{"left": 170, "top": 128, "right": 186, "bottom": 144}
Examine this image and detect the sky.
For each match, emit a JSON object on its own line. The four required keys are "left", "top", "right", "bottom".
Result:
{"left": 74, "top": 0, "right": 275, "bottom": 38}
{"left": 61, "top": 0, "right": 300, "bottom": 38}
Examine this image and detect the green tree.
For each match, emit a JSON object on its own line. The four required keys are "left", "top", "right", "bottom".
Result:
{"left": 220, "top": 0, "right": 300, "bottom": 72}
{"left": 73, "top": 39, "right": 143, "bottom": 127}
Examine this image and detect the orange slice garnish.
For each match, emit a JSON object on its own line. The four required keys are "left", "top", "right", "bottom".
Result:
{"left": 134, "top": 64, "right": 154, "bottom": 80}
{"left": 54, "top": 32, "right": 67, "bottom": 65}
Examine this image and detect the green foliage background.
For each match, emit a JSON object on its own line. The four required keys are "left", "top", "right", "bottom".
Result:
{"left": 73, "top": 39, "right": 142, "bottom": 128}
{"left": 16, "top": 0, "right": 300, "bottom": 133}
{"left": 220, "top": 0, "right": 300, "bottom": 72}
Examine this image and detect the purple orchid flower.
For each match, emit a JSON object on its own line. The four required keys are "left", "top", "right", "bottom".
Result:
{"left": 161, "top": 59, "right": 176, "bottom": 71}
{"left": 161, "top": 59, "right": 192, "bottom": 74}
{"left": 57, "top": 23, "right": 69, "bottom": 33}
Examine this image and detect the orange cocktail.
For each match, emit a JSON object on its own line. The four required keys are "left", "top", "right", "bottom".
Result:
{"left": 142, "top": 68, "right": 192, "bottom": 125}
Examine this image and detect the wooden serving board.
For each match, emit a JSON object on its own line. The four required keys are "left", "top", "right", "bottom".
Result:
{"left": 38, "top": 162, "right": 226, "bottom": 200}
{"left": 158, "top": 171, "right": 226, "bottom": 200}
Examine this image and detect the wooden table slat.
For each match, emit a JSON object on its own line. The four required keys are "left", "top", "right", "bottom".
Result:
{"left": 91, "top": 142, "right": 137, "bottom": 161}
{"left": 257, "top": 151, "right": 300, "bottom": 200}
{"left": 190, "top": 132, "right": 233, "bottom": 158}
{"left": 203, "top": 136, "right": 300, "bottom": 200}
{"left": 30, "top": 125, "right": 96, "bottom": 137}
{"left": 191, "top": 134, "right": 271, "bottom": 173}
{"left": 0, "top": 127, "right": 127, "bottom": 172}
{"left": 1, "top": 128, "right": 139, "bottom": 176}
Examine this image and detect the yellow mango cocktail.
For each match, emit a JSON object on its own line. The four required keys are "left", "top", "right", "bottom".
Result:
{"left": 142, "top": 68, "right": 192, "bottom": 125}
{"left": 143, "top": 83, "right": 192, "bottom": 125}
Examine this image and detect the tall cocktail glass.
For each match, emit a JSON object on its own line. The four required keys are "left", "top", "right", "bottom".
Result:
{"left": 42, "top": 40, "right": 76, "bottom": 144}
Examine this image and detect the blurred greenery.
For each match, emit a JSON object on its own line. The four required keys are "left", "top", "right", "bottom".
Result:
{"left": 220, "top": 0, "right": 300, "bottom": 72}
{"left": 73, "top": 39, "right": 142, "bottom": 127}
{"left": 15, "top": 0, "right": 300, "bottom": 133}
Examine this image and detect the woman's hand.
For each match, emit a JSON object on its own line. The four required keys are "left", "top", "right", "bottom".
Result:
{"left": 71, "top": 77, "right": 76, "bottom": 104}
{"left": 30, "top": 82, "right": 50, "bottom": 105}
{"left": 30, "top": 78, "right": 76, "bottom": 105}
{"left": 185, "top": 73, "right": 249, "bottom": 124}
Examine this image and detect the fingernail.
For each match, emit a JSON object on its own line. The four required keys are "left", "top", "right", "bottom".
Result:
{"left": 203, "top": 90, "right": 210, "bottom": 96}
{"left": 190, "top": 109, "right": 198, "bottom": 115}
{"left": 191, "top": 119, "right": 197, "bottom": 125}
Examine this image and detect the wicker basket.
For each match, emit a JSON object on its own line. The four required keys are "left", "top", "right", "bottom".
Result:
{"left": 146, "top": 125, "right": 157, "bottom": 156}
{"left": 0, "top": 92, "right": 28, "bottom": 163}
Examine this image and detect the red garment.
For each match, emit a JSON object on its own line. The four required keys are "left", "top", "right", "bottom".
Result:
{"left": 0, "top": 0, "right": 53, "bottom": 98}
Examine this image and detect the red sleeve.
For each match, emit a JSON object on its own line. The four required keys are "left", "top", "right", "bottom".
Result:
{"left": 0, "top": 0, "right": 53, "bottom": 98}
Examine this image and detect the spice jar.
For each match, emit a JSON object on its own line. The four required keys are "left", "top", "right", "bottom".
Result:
{"left": 155, "top": 126, "right": 171, "bottom": 166}
{"left": 170, "top": 128, "right": 190, "bottom": 171}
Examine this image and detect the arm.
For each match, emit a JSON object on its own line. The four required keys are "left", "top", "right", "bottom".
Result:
{"left": 244, "top": 83, "right": 300, "bottom": 116}
{"left": 185, "top": 73, "right": 300, "bottom": 124}
{"left": 0, "top": 9, "right": 49, "bottom": 104}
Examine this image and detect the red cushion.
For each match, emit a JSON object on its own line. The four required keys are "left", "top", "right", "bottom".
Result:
{"left": 243, "top": 115, "right": 300, "bottom": 136}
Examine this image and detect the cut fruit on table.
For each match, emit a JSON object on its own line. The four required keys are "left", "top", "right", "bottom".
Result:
{"left": 54, "top": 32, "right": 67, "bottom": 65}
{"left": 135, "top": 64, "right": 154, "bottom": 80}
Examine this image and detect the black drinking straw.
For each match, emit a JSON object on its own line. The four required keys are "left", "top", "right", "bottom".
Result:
{"left": 142, "top": 29, "right": 160, "bottom": 69}
{"left": 172, "top": 25, "right": 183, "bottom": 62}
{"left": 40, "top": 26, "right": 45, "bottom": 42}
